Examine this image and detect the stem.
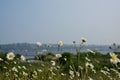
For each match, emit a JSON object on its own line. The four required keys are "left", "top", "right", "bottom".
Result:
{"left": 77, "top": 52, "right": 80, "bottom": 72}
{"left": 79, "top": 42, "right": 84, "bottom": 50}
{"left": 58, "top": 45, "right": 60, "bottom": 53}
{"left": 83, "top": 65, "right": 88, "bottom": 80}
{"left": 70, "top": 59, "right": 76, "bottom": 73}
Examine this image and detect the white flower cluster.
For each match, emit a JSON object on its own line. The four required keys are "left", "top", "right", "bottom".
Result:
{"left": 6, "top": 52, "right": 26, "bottom": 61}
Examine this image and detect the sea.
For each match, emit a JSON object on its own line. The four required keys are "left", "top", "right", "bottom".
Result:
{"left": 0, "top": 44, "right": 120, "bottom": 59}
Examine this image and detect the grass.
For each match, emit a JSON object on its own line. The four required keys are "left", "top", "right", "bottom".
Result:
{"left": 0, "top": 51, "right": 120, "bottom": 80}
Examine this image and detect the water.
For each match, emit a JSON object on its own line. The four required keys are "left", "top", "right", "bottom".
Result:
{"left": 0, "top": 44, "right": 120, "bottom": 59}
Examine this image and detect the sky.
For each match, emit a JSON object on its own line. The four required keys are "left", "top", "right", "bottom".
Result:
{"left": 0, "top": 0, "right": 120, "bottom": 45}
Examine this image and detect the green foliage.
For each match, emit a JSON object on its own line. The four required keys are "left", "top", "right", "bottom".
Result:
{"left": 1, "top": 51, "right": 120, "bottom": 80}
{"left": 59, "top": 52, "right": 74, "bottom": 65}
{"left": 34, "top": 52, "right": 55, "bottom": 61}
{"left": 0, "top": 52, "right": 7, "bottom": 60}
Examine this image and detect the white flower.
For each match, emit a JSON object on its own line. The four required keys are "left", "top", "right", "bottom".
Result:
{"left": 64, "top": 58, "right": 67, "bottom": 61}
{"left": 49, "top": 77, "right": 52, "bottom": 79}
{"left": 85, "top": 57, "right": 91, "bottom": 62}
{"left": 79, "top": 66, "right": 83, "bottom": 70}
{"left": 69, "top": 70, "right": 74, "bottom": 79}
{"left": 0, "top": 58, "right": 3, "bottom": 61}
{"left": 55, "top": 54, "right": 62, "bottom": 58}
{"left": 13, "top": 61, "right": 17, "bottom": 64}
{"left": 61, "top": 73, "right": 66, "bottom": 76}
{"left": 22, "top": 66, "right": 27, "bottom": 70}
{"left": 86, "top": 62, "right": 94, "bottom": 69}
{"left": 12, "top": 67, "right": 18, "bottom": 72}
{"left": 37, "top": 69, "right": 42, "bottom": 72}
{"left": 18, "top": 66, "right": 21, "bottom": 69}
{"left": 33, "top": 70, "right": 37, "bottom": 75}
{"left": 69, "top": 70, "right": 74, "bottom": 75}
{"left": 36, "top": 42, "right": 42, "bottom": 47}
{"left": 32, "top": 75, "right": 37, "bottom": 79}
{"left": 20, "top": 55, "right": 26, "bottom": 61}
{"left": 81, "top": 37, "right": 87, "bottom": 43}
{"left": 52, "top": 72, "right": 56, "bottom": 76}
{"left": 92, "top": 69, "right": 96, "bottom": 73}
{"left": 6, "top": 52, "right": 15, "bottom": 60}
{"left": 76, "top": 72, "right": 80, "bottom": 77}
{"left": 109, "top": 52, "right": 120, "bottom": 64}
{"left": 14, "top": 74, "right": 18, "bottom": 78}
{"left": 51, "top": 61, "right": 56, "bottom": 66}
{"left": 57, "top": 40, "right": 63, "bottom": 46}
{"left": 100, "top": 69, "right": 110, "bottom": 75}
{"left": 87, "top": 49, "right": 96, "bottom": 54}
{"left": 23, "top": 71, "right": 28, "bottom": 76}
{"left": 3, "top": 67, "right": 7, "bottom": 69}
{"left": 88, "top": 77, "right": 93, "bottom": 80}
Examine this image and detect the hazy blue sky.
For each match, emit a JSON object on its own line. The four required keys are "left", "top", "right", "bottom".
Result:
{"left": 0, "top": 0, "right": 120, "bottom": 45}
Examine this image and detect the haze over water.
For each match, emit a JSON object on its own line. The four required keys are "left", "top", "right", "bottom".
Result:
{"left": 1, "top": 43, "right": 120, "bottom": 58}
